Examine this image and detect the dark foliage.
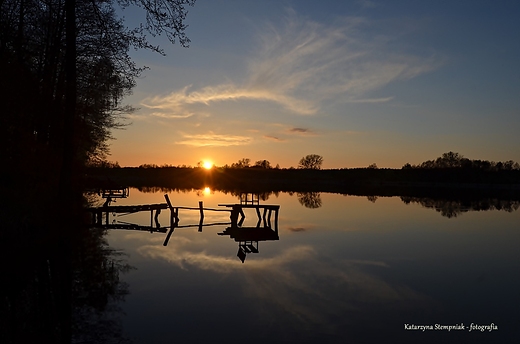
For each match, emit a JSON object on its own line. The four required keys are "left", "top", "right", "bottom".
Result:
{"left": 403, "top": 151, "right": 520, "bottom": 171}
{"left": 298, "top": 154, "right": 323, "bottom": 169}
{"left": 1, "top": 0, "right": 195, "bottom": 342}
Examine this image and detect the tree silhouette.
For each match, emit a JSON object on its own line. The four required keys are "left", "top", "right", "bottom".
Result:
{"left": 254, "top": 159, "right": 272, "bottom": 169}
{"left": 1, "top": 3, "right": 196, "bottom": 341}
{"left": 435, "top": 151, "right": 465, "bottom": 168}
{"left": 231, "top": 158, "right": 251, "bottom": 168}
{"left": 298, "top": 154, "right": 323, "bottom": 169}
{"left": 1, "top": 0, "right": 195, "bottom": 170}
{"left": 402, "top": 152, "right": 520, "bottom": 171}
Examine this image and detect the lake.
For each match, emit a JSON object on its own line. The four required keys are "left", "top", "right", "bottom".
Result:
{"left": 97, "top": 187, "right": 519, "bottom": 343}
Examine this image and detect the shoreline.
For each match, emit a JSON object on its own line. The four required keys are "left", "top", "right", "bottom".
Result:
{"left": 85, "top": 167, "right": 520, "bottom": 200}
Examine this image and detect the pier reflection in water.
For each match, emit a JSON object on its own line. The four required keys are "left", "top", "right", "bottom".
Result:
{"left": 100, "top": 188, "right": 519, "bottom": 344}
{"left": 89, "top": 190, "right": 281, "bottom": 263}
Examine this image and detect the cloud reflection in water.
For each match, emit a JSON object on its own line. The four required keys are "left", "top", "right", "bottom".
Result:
{"left": 136, "top": 240, "right": 434, "bottom": 336}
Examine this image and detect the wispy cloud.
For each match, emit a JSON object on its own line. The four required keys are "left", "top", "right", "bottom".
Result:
{"left": 150, "top": 111, "right": 194, "bottom": 119}
{"left": 142, "top": 10, "right": 439, "bottom": 117}
{"left": 345, "top": 96, "right": 394, "bottom": 103}
{"left": 264, "top": 135, "right": 285, "bottom": 142}
{"left": 286, "top": 127, "right": 318, "bottom": 136}
{"left": 289, "top": 127, "right": 310, "bottom": 133}
{"left": 176, "top": 132, "right": 252, "bottom": 147}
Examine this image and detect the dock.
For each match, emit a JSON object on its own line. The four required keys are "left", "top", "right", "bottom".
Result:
{"left": 87, "top": 193, "right": 281, "bottom": 263}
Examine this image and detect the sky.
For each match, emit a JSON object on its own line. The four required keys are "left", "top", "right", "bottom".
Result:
{"left": 109, "top": 0, "right": 520, "bottom": 169}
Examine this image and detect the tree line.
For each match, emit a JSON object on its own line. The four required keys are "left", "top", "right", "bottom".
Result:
{"left": 220, "top": 154, "right": 324, "bottom": 169}
{"left": 115, "top": 154, "right": 325, "bottom": 170}
{"left": 96, "top": 152, "right": 520, "bottom": 173}
{"left": 402, "top": 152, "right": 520, "bottom": 171}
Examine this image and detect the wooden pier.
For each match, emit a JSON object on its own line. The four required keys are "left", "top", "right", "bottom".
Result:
{"left": 88, "top": 193, "right": 280, "bottom": 263}
{"left": 88, "top": 203, "right": 169, "bottom": 228}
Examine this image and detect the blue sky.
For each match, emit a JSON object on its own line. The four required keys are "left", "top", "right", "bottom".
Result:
{"left": 110, "top": 0, "right": 520, "bottom": 168}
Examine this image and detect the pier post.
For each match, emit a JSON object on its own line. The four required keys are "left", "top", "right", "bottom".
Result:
{"left": 163, "top": 208, "right": 178, "bottom": 246}
{"left": 154, "top": 209, "right": 161, "bottom": 229}
{"left": 274, "top": 208, "right": 279, "bottom": 232}
{"left": 163, "top": 194, "right": 180, "bottom": 246}
{"left": 255, "top": 207, "right": 261, "bottom": 227}
{"left": 198, "top": 201, "right": 204, "bottom": 232}
{"left": 230, "top": 206, "right": 239, "bottom": 228}
{"left": 97, "top": 210, "right": 101, "bottom": 226}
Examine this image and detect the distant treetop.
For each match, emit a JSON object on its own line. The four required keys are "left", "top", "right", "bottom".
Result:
{"left": 298, "top": 154, "right": 323, "bottom": 170}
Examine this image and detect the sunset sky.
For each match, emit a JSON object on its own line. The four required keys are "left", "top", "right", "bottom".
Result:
{"left": 110, "top": 0, "right": 520, "bottom": 169}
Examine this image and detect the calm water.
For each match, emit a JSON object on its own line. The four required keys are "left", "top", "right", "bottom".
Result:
{"left": 101, "top": 188, "right": 520, "bottom": 344}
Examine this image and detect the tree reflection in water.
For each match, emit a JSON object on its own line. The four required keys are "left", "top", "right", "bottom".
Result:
{"left": 297, "top": 192, "right": 322, "bottom": 209}
{"left": 1, "top": 224, "right": 133, "bottom": 344}
{"left": 366, "top": 195, "right": 378, "bottom": 203}
{"left": 72, "top": 227, "right": 134, "bottom": 343}
{"left": 401, "top": 196, "right": 520, "bottom": 218}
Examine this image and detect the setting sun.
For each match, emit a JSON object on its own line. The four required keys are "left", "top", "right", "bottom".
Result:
{"left": 202, "top": 161, "right": 213, "bottom": 170}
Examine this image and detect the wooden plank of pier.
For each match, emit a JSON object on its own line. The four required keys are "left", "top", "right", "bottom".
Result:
{"left": 103, "top": 223, "right": 169, "bottom": 233}
{"left": 88, "top": 203, "right": 169, "bottom": 213}
{"left": 218, "top": 204, "right": 280, "bottom": 210}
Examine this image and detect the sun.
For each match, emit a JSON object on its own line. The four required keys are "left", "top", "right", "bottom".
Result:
{"left": 202, "top": 161, "right": 213, "bottom": 170}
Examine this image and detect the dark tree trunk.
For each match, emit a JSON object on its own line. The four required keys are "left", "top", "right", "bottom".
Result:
{"left": 61, "top": 0, "right": 76, "bottom": 195}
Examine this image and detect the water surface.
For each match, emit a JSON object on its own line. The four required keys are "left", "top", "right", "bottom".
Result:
{"left": 103, "top": 188, "right": 520, "bottom": 343}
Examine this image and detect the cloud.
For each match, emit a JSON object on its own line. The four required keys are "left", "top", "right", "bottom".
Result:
{"left": 150, "top": 112, "right": 194, "bottom": 119}
{"left": 287, "top": 127, "right": 318, "bottom": 136}
{"left": 289, "top": 127, "right": 310, "bottom": 133}
{"left": 142, "top": 83, "right": 316, "bottom": 116}
{"left": 176, "top": 133, "right": 252, "bottom": 147}
{"left": 262, "top": 127, "right": 319, "bottom": 143}
{"left": 286, "top": 226, "right": 307, "bottom": 232}
{"left": 264, "top": 135, "right": 285, "bottom": 142}
{"left": 345, "top": 96, "right": 394, "bottom": 103}
{"left": 284, "top": 127, "right": 320, "bottom": 139}
{"left": 142, "top": 10, "right": 440, "bottom": 117}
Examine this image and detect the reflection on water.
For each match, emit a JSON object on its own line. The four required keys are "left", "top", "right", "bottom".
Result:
{"left": 297, "top": 191, "right": 322, "bottom": 209}
{"left": 88, "top": 190, "right": 282, "bottom": 264}
{"left": 0, "top": 220, "right": 134, "bottom": 344}
{"left": 401, "top": 196, "right": 520, "bottom": 218}
{"left": 72, "top": 227, "right": 134, "bottom": 344}
{"left": 217, "top": 203, "right": 280, "bottom": 263}
{"left": 98, "top": 189, "right": 519, "bottom": 343}
{"left": 130, "top": 186, "right": 520, "bottom": 218}
{"left": 367, "top": 195, "right": 378, "bottom": 203}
